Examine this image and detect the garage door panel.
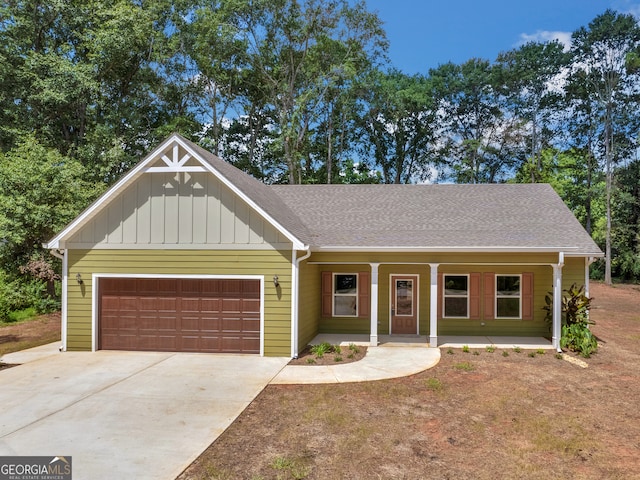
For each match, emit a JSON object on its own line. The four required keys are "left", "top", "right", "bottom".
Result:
{"left": 181, "top": 298, "right": 201, "bottom": 312}
{"left": 99, "top": 278, "right": 261, "bottom": 353}
{"left": 200, "top": 298, "right": 221, "bottom": 312}
{"left": 241, "top": 299, "right": 261, "bottom": 313}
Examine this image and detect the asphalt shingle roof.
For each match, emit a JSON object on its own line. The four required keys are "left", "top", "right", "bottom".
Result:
{"left": 175, "top": 135, "right": 601, "bottom": 255}
{"left": 270, "top": 183, "right": 602, "bottom": 254}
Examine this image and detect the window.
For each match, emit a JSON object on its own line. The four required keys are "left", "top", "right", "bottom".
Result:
{"left": 443, "top": 275, "right": 469, "bottom": 318}
{"left": 333, "top": 273, "right": 358, "bottom": 317}
{"left": 496, "top": 275, "right": 521, "bottom": 318}
{"left": 321, "top": 271, "right": 370, "bottom": 318}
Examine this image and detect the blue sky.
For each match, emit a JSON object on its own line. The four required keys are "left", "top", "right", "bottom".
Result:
{"left": 364, "top": 0, "right": 640, "bottom": 74}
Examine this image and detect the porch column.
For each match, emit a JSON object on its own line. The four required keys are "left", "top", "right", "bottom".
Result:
{"left": 370, "top": 263, "right": 379, "bottom": 347}
{"left": 429, "top": 263, "right": 439, "bottom": 347}
{"left": 552, "top": 262, "right": 564, "bottom": 352}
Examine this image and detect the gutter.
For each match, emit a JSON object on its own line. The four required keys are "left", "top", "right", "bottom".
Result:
{"left": 291, "top": 247, "right": 311, "bottom": 358}
{"left": 48, "top": 248, "right": 67, "bottom": 352}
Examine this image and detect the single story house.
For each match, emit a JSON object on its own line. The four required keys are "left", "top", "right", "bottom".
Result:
{"left": 46, "top": 134, "right": 603, "bottom": 357}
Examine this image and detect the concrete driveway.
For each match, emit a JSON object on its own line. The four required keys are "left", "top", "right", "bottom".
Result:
{"left": 0, "top": 349, "right": 288, "bottom": 480}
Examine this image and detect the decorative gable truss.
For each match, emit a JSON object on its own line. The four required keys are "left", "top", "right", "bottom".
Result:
{"left": 145, "top": 143, "right": 206, "bottom": 173}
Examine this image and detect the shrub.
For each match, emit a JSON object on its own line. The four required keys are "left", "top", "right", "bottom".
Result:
{"left": 310, "top": 342, "right": 332, "bottom": 358}
{"left": 561, "top": 324, "right": 598, "bottom": 358}
{"left": 543, "top": 283, "right": 597, "bottom": 357}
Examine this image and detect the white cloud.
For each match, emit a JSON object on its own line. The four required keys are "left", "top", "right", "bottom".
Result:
{"left": 517, "top": 30, "right": 573, "bottom": 51}
{"left": 625, "top": 4, "right": 640, "bottom": 18}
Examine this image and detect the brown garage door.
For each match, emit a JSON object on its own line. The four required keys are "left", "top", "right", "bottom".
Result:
{"left": 99, "top": 278, "right": 260, "bottom": 353}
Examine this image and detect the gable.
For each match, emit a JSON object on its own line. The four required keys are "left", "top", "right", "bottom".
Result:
{"left": 66, "top": 171, "right": 290, "bottom": 248}
{"left": 47, "top": 134, "right": 303, "bottom": 250}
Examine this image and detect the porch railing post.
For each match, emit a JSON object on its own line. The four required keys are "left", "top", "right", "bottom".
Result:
{"left": 429, "top": 263, "right": 439, "bottom": 347}
{"left": 370, "top": 263, "right": 379, "bottom": 347}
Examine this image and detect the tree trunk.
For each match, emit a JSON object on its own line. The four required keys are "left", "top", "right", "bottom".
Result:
{"left": 604, "top": 107, "right": 613, "bottom": 285}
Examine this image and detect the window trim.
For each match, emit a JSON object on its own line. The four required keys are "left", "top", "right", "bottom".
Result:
{"left": 495, "top": 274, "right": 522, "bottom": 319}
{"left": 332, "top": 272, "right": 359, "bottom": 317}
{"left": 442, "top": 273, "right": 470, "bottom": 319}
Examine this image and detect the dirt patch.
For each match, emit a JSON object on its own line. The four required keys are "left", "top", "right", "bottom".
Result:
{"left": 288, "top": 344, "right": 367, "bottom": 366}
{"left": 0, "top": 312, "right": 61, "bottom": 357}
{"left": 178, "top": 282, "right": 640, "bottom": 480}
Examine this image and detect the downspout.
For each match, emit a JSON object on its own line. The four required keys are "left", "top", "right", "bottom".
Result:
{"left": 585, "top": 256, "right": 596, "bottom": 298}
{"left": 552, "top": 252, "right": 565, "bottom": 353}
{"left": 291, "top": 247, "right": 311, "bottom": 359}
{"left": 49, "top": 249, "right": 67, "bottom": 352}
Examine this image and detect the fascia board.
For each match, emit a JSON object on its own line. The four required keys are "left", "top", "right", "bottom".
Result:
{"left": 312, "top": 246, "right": 583, "bottom": 253}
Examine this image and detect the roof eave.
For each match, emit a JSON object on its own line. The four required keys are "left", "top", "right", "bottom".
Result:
{"left": 311, "top": 245, "right": 592, "bottom": 254}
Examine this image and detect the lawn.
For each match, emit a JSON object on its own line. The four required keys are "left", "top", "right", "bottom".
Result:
{"left": 177, "top": 282, "right": 640, "bottom": 480}
{"left": 0, "top": 312, "right": 60, "bottom": 359}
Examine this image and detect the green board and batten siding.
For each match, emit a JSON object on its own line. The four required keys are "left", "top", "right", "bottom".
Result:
{"left": 67, "top": 249, "right": 294, "bottom": 356}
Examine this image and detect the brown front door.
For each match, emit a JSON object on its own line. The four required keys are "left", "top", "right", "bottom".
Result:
{"left": 391, "top": 275, "right": 418, "bottom": 334}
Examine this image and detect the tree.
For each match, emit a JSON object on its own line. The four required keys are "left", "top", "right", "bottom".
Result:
{"left": 430, "top": 59, "right": 526, "bottom": 183}
{"left": 357, "top": 69, "right": 436, "bottom": 184}
{"left": 193, "top": 0, "right": 387, "bottom": 184}
{"left": 496, "top": 41, "right": 569, "bottom": 182}
{"left": 0, "top": 137, "right": 103, "bottom": 274}
{"left": 569, "top": 9, "right": 640, "bottom": 284}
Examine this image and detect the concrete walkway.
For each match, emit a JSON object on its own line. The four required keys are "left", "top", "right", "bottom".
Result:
{"left": 271, "top": 344, "right": 441, "bottom": 384}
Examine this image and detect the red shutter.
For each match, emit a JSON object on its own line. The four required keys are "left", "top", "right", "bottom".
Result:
{"left": 522, "top": 272, "right": 534, "bottom": 320}
{"left": 321, "top": 272, "right": 332, "bottom": 317}
{"left": 358, "top": 272, "right": 370, "bottom": 318}
{"left": 470, "top": 273, "right": 481, "bottom": 319}
{"left": 484, "top": 272, "right": 495, "bottom": 319}
{"left": 437, "top": 273, "right": 443, "bottom": 320}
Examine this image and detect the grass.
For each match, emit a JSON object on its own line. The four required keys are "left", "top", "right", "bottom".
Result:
{"left": 271, "top": 455, "right": 311, "bottom": 479}
{"left": 453, "top": 361, "right": 474, "bottom": 372}
{"left": 0, "top": 307, "right": 37, "bottom": 326}
{"left": 0, "top": 313, "right": 60, "bottom": 356}
{"left": 425, "top": 377, "right": 444, "bottom": 392}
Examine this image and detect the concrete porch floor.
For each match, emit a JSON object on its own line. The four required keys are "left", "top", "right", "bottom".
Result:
{"left": 308, "top": 334, "right": 554, "bottom": 350}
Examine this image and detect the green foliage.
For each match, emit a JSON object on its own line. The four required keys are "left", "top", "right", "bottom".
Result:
{"left": 543, "top": 283, "right": 593, "bottom": 328}
{"left": 310, "top": 342, "right": 333, "bottom": 358}
{"left": 0, "top": 137, "right": 103, "bottom": 270}
{"left": 453, "top": 361, "right": 474, "bottom": 372}
{"left": 485, "top": 345, "right": 496, "bottom": 353}
{"left": 561, "top": 324, "right": 598, "bottom": 358}
{"left": 0, "top": 273, "right": 59, "bottom": 322}
{"left": 425, "top": 377, "right": 443, "bottom": 392}
{"left": 462, "top": 345, "right": 470, "bottom": 353}
{"left": 270, "top": 455, "right": 310, "bottom": 479}
{"left": 543, "top": 283, "right": 597, "bottom": 357}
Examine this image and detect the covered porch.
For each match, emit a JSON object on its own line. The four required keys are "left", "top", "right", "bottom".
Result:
{"left": 306, "top": 256, "right": 568, "bottom": 353}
